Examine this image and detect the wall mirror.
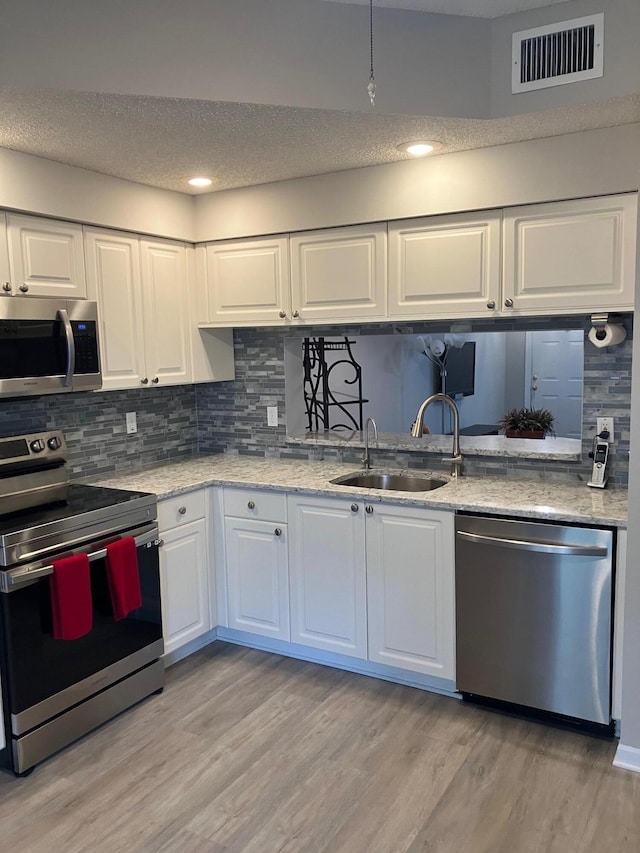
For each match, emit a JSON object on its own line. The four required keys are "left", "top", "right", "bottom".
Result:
{"left": 284, "top": 329, "right": 584, "bottom": 441}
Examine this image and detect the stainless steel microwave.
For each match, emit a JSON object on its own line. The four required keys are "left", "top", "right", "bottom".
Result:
{"left": 0, "top": 298, "right": 102, "bottom": 397}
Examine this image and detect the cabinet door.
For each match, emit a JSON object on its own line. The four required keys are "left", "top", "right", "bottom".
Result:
{"left": 203, "top": 235, "right": 291, "bottom": 326}
{"left": 85, "top": 228, "right": 147, "bottom": 391}
{"left": 287, "top": 495, "right": 367, "bottom": 659}
{"left": 160, "top": 518, "right": 210, "bottom": 655}
{"left": 388, "top": 211, "right": 501, "bottom": 319}
{"left": 140, "top": 239, "right": 192, "bottom": 386}
{"left": 366, "top": 504, "right": 455, "bottom": 679}
{"left": 7, "top": 214, "right": 87, "bottom": 298}
{"left": 225, "top": 517, "right": 290, "bottom": 641}
{"left": 0, "top": 213, "right": 9, "bottom": 294}
{"left": 503, "top": 194, "right": 637, "bottom": 314}
{"left": 290, "top": 223, "right": 387, "bottom": 322}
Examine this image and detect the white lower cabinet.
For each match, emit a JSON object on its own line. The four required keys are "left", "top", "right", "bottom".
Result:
{"left": 366, "top": 503, "right": 455, "bottom": 680}
{"left": 287, "top": 495, "right": 367, "bottom": 658}
{"left": 158, "top": 491, "right": 211, "bottom": 656}
{"left": 222, "top": 488, "right": 289, "bottom": 641}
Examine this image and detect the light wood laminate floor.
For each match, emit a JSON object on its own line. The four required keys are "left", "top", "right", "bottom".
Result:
{"left": 1, "top": 642, "right": 638, "bottom": 853}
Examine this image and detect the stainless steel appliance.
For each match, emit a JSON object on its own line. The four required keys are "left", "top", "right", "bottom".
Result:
{"left": 0, "top": 298, "right": 101, "bottom": 396}
{"left": 455, "top": 514, "right": 614, "bottom": 728}
{"left": 0, "top": 431, "right": 163, "bottom": 775}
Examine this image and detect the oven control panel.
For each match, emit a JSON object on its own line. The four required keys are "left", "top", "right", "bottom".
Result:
{"left": 0, "top": 431, "right": 67, "bottom": 467}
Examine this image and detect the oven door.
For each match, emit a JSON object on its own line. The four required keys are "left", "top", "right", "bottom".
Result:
{"left": 0, "top": 523, "right": 163, "bottom": 737}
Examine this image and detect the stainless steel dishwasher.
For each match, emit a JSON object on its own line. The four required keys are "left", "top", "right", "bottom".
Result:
{"left": 455, "top": 514, "right": 614, "bottom": 728}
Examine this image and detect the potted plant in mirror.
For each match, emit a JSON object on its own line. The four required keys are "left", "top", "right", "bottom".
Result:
{"left": 498, "top": 407, "right": 555, "bottom": 439}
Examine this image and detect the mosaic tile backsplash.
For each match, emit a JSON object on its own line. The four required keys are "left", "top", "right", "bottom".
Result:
{"left": 0, "top": 314, "right": 631, "bottom": 486}
{"left": 197, "top": 315, "right": 633, "bottom": 487}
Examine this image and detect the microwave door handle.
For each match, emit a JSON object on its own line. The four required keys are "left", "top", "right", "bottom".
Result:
{"left": 57, "top": 308, "right": 75, "bottom": 387}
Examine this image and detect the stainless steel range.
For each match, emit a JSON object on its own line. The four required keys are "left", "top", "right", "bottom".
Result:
{"left": 0, "top": 431, "right": 164, "bottom": 776}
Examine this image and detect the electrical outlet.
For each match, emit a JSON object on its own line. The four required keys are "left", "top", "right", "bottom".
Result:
{"left": 126, "top": 411, "right": 137, "bottom": 435}
{"left": 267, "top": 405, "right": 278, "bottom": 427}
{"left": 597, "top": 417, "right": 614, "bottom": 440}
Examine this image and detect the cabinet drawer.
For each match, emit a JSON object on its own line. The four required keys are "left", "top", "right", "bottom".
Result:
{"left": 158, "top": 490, "right": 206, "bottom": 530}
{"left": 223, "top": 487, "right": 286, "bottom": 522}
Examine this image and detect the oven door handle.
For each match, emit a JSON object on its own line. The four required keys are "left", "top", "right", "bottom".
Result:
{"left": 2, "top": 526, "right": 160, "bottom": 589}
{"left": 57, "top": 308, "right": 76, "bottom": 387}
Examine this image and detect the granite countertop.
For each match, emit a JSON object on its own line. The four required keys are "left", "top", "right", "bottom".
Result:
{"left": 287, "top": 430, "right": 582, "bottom": 461}
{"left": 89, "top": 454, "right": 628, "bottom": 528}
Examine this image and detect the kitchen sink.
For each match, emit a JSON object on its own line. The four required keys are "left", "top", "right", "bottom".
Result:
{"left": 330, "top": 472, "right": 448, "bottom": 492}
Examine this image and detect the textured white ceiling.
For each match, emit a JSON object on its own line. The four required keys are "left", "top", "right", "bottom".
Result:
{"left": 318, "top": 0, "right": 570, "bottom": 19}
{"left": 0, "top": 89, "right": 638, "bottom": 194}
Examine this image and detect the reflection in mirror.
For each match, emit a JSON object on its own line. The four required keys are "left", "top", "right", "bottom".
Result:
{"left": 285, "top": 330, "right": 584, "bottom": 440}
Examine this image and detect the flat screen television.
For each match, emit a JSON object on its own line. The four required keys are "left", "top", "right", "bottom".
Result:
{"left": 440, "top": 341, "right": 476, "bottom": 397}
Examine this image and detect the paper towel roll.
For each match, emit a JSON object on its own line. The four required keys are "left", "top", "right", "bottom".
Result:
{"left": 588, "top": 323, "right": 627, "bottom": 348}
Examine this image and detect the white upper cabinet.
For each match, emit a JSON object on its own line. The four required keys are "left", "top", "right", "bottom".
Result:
{"left": 388, "top": 211, "right": 501, "bottom": 319}
{"left": 85, "top": 229, "right": 146, "bottom": 391}
{"left": 140, "top": 239, "right": 192, "bottom": 386}
{"left": 86, "top": 229, "right": 193, "bottom": 390}
{"left": 0, "top": 214, "right": 9, "bottom": 291}
{"left": 5, "top": 214, "right": 87, "bottom": 298}
{"left": 502, "top": 194, "right": 637, "bottom": 314}
{"left": 202, "top": 235, "right": 291, "bottom": 326}
{"left": 290, "top": 223, "right": 387, "bottom": 323}
{"left": 366, "top": 504, "right": 455, "bottom": 680}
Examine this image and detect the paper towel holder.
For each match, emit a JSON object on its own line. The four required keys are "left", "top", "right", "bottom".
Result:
{"left": 589, "top": 313, "right": 626, "bottom": 346}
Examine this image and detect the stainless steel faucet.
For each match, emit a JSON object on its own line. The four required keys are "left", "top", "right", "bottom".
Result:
{"left": 411, "top": 393, "right": 463, "bottom": 478}
{"left": 362, "top": 417, "right": 378, "bottom": 469}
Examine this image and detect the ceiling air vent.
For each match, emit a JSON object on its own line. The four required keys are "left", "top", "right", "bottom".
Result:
{"left": 512, "top": 13, "right": 604, "bottom": 94}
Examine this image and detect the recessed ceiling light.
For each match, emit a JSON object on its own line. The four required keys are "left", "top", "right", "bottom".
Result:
{"left": 397, "top": 141, "right": 443, "bottom": 157}
{"left": 188, "top": 176, "right": 213, "bottom": 188}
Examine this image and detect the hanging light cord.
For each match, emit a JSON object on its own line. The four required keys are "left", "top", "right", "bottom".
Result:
{"left": 368, "top": 0, "right": 376, "bottom": 106}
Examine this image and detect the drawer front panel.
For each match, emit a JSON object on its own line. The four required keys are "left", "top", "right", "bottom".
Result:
{"left": 223, "top": 487, "right": 286, "bottom": 522}
{"left": 158, "top": 490, "right": 206, "bottom": 530}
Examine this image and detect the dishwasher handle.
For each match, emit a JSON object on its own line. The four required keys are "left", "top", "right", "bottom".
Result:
{"left": 456, "top": 529, "right": 609, "bottom": 558}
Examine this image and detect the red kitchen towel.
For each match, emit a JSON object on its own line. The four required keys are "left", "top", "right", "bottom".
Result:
{"left": 105, "top": 537, "right": 142, "bottom": 620}
{"left": 50, "top": 554, "right": 93, "bottom": 640}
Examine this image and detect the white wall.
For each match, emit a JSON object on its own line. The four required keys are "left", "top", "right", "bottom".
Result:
{"left": 195, "top": 124, "right": 640, "bottom": 241}
{"left": 0, "top": 148, "right": 195, "bottom": 241}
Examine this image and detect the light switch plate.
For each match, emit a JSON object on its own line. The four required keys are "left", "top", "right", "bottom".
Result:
{"left": 126, "top": 411, "right": 137, "bottom": 434}
{"left": 267, "top": 405, "right": 278, "bottom": 427}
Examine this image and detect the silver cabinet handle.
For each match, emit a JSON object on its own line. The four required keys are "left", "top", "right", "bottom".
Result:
{"left": 57, "top": 308, "right": 75, "bottom": 387}
{"left": 486, "top": 300, "right": 495, "bottom": 309}
{"left": 2, "top": 282, "right": 11, "bottom": 293}
{"left": 152, "top": 377, "right": 159, "bottom": 384}
{"left": 19, "top": 284, "right": 29, "bottom": 293}
{"left": 158, "top": 538, "right": 164, "bottom": 547}
{"left": 456, "top": 530, "right": 609, "bottom": 557}
{"left": 274, "top": 527, "right": 282, "bottom": 536}
{"left": 247, "top": 500, "right": 255, "bottom": 510}
{"left": 292, "top": 310, "right": 300, "bottom": 318}
{"left": 365, "top": 505, "right": 374, "bottom": 514}
{"left": 504, "top": 298, "right": 514, "bottom": 308}
{"left": 141, "top": 377, "right": 149, "bottom": 385}
{"left": 531, "top": 384, "right": 538, "bottom": 391}
{"left": 178, "top": 506, "right": 187, "bottom": 515}
{"left": 351, "top": 503, "right": 359, "bottom": 513}
{"left": 278, "top": 310, "right": 287, "bottom": 319}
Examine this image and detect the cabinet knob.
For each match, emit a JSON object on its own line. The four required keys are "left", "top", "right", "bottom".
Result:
{"left": 247, "top": 500, "right": 255, "bottom": 510}
{"left": 278, "top": 309, "right": 287, "bottom": 319}
{"left": 292, "top": 310, "right": 300, "bottom": 318}
{"left": 2, "top": 282, "right": 11, "bottom": 293}
{"left": 504, "top": 298, "right": 514, "bottom": 308}
{"left": 178, "top": 506, "right": 187, "bottom": 515}
{"left": 19, "top": 284, "right": 29, "bottom": 293}
{"left": 141, "top": 377, "right": 149, "bottom": 385}
{"left": 158, "top": 539, "right": 164, "bottom": 547}
{"left": 152, "top": 377, "right": 159, "bottom": 384}
{"left": 274, "top": 527, "right": 282, "bottom": 536}
{"left": 351, "top": 503, "right": 359, "bottom": 513}
{"left": 486, "top": 300, "right": 495, "bottom": 310}
{"left": 365, "top": 505, "right": 374, "bottom": 514}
